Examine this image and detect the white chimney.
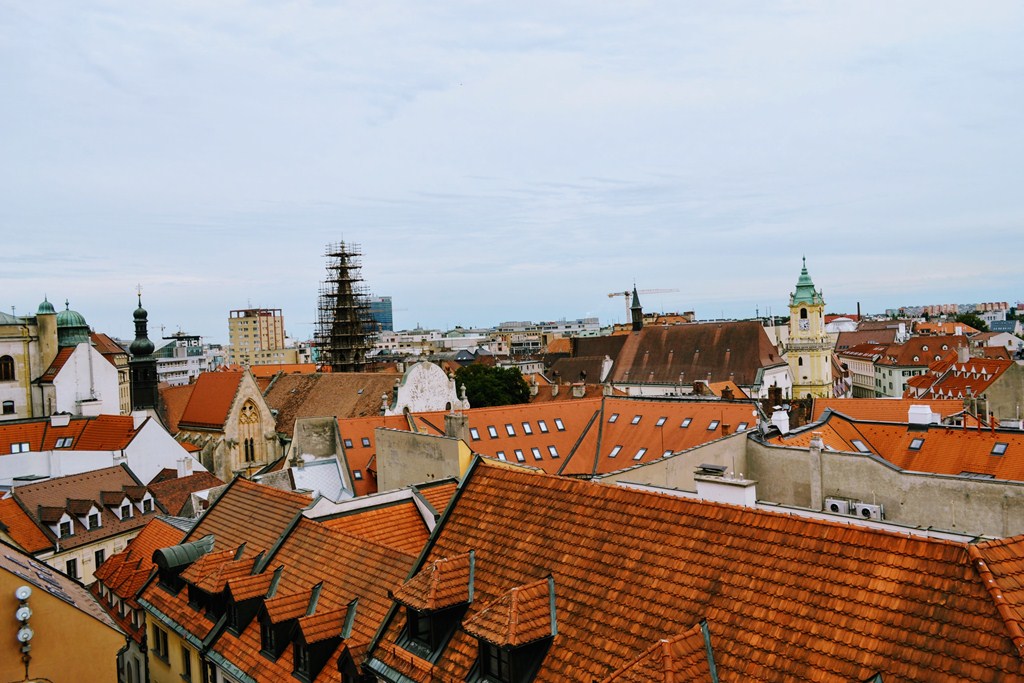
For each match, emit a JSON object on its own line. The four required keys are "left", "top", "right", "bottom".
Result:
{"left": 695, "top": 473, "right": 758, "bottom": 507}
{"left": 957, "top": 346, "right": 970, "bottom": 363}
{"left": 908, "top": 405, "right": 935, "bottom": 425}
{"left": 809, "top": 432, "right": 824, "bottom": 456}
{"left": 771, "top": 406, "right": 790, "bottom": 435}
{"left": 50, "top": 413, "right": 71, "bottom": 428}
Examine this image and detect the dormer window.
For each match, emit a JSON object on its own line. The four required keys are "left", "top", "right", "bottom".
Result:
{"left": 120, "top": 503, "right": 133, "bottom": 519}
{"left": 59, "top": 520, "right": 72, "bottom": 538}
{"left": 88, "top": 512, "right": 100, "bottom": 529}
{"left": 480, "top": 641, "right": 512, "bottom": 682}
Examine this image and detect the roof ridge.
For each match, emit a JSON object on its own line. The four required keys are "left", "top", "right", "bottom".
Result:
{"left": 967, "top": 545, "right": 1024, "bottom": 657}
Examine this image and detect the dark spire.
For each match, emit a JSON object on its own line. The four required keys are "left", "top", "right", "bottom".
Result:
{"left": 129, "top": 290, "right": 159, "bottom": 411}
{"left": 630, "top": 285, "right": 643, "bottom": 332}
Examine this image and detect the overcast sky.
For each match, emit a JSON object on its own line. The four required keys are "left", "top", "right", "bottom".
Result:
{"left": 3, "top": 2, "right": 1022, "bottom": 344}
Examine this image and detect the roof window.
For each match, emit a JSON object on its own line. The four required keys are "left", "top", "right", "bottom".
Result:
{"left": 353, "top": 470, "right": 363, "bottom": 480}
{"left": 361, "top": 437, "right": 371, "bottom": 447}
{"left": 655, "top": 417, "right": 667, "bottom": 427}
{"left": 530, "top": 447, "right": 542, "bottom": 460}
{"left": 514, "top": 449, "right": 525, "bottom": 462}
{"left": 632, "top": 448, "right": 648, "bottom": 461}
{"left": 630, "top": 415, "right": 641, "bottom": 425}
{"left": 662, "top": 450, "right": 673, "bottom": 457}
{"left": 505, "top": 424, "right": 516, "bottom": 437}
{"left": 737, "top": 422, "right": 749, "bottom": 431}
{"left": 343, "top": 439, "right": 353, "bottom": 449}
{"left": 496, "top": 451, "right": 506, "bottom": 461}
{"left": 521, "top": 422, "right": 533, "bottom": 435}
{"left": 547, "top": 445, "right": 558, "bottom": 458}
{"left": 537, "top": 420, "right": 549, "bottom": 433}
{"left": 992, "top": 442, "right": 1008, "bottom": 456}
{"left": 55, "top": 437, "right": 73, "bottom": 448}
{"left": 487, "top": 426, "right": 498, "bottom": 438}
{"left": 469, "top": 428, "right": 480, "bottom": 441}
{"left": 909, "top": 438, "right": 924, "bottom": 451}
{"left": 851, "top": 439, "right": 871, "bottom": 453}
{"left": 608, "top": 413, "right": 619, "bottom": 423}
{"left": 10, "top": 442, "right": 29, "bottom": 454}
{"left": 554, "top": 418, "right": 565, "bottom": 431}
{"left": 680, "top": 418, "right": 692, "bottom": 428}
{"left": 608, "top": 445, "right": 622, "bottom": 458}
{"left": 707, "top": 420, "right": 720, "bottom": 431}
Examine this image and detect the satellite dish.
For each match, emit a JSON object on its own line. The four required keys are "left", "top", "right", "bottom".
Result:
{"left": 15, "top": 585, "right": 32, "bottom": 601}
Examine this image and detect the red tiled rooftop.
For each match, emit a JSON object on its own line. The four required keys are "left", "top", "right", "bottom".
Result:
{"left": 601, "top": 623, "right": 713, "bottom": 683}
{"left": 0, "top": 414, "right": 141, "bottom": 454}
{"left": 462, "top": 576, "right": 554, "bottom": 647}
{"left": 0, "top": 496, "right": 51, "bottom": 552}
{"left": 811, "top": 398, "right": 964, "bottom": 423}
{"left": 147, "top": 471, "right": 225, "bottom": 516}
{"left": 178, "top": 371, "right": 244, "bottom": 429}
{"left": 393, "top": 552, "right": 473, "bottom": 611}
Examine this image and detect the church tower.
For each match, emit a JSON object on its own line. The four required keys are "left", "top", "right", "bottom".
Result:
{"left": 129, "top": 293, "right": 159, "bottom": 411}
{"left": 785, "top": 258, "right": 832, "bottom": 399}
{"left": 630, "top": 286, "right": 644, "bottom": 332}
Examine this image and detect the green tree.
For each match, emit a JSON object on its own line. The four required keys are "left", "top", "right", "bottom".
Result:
{"left": 454, "top": 365, "right": 530, "bottom": 408}
{"left": 954, "top": 312, "right": 989, "bottom": 333}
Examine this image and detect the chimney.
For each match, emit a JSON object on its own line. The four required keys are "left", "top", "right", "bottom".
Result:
{"left": 721, "top": 386, "right": 734, "bottom": 401}
{"left": 771, "top": 406, "right": 790, "bottom": 434}
{"left": 809, "top": 432, "right": 823, "bottom": 457}
{"left": 551, "top": 383, "right": 559, "bottom": 397}
{"left": 572, "top": 383, "right": 586, "bottom": 398}
{"left": 957, "top": 346, "right": 970, "bottom": 363}
{"left": 50, "top": 413, "right": 71, "bottom": 428}
{"left": 529, "top": 376, "right": 538, "bottom": 398}
{"left": 721, "top": 423, "right": 731, "bottom": 436}
{"left": 444, "top": 412, "right": 469, "bottom": 442}
{"left": 908, "top": 405, "right": 934, "bottom": 425}
{"left": 694, "top": 469, "right": 758, "bottom": 507}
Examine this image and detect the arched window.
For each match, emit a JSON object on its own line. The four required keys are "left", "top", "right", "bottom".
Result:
{"left": 798, "top": 357, "right": 804, "bottom": 367}
{"left": 2, "top": 400, "right": 14, "bottom": 415}
{"left": 0, "top": 356, "right": 14, "bottom": 382}
{"left": 238, "top": 400, "right": 261, "bottom": 465}
{"left": 800, "top": 308, "right": 808, "bottom": 320}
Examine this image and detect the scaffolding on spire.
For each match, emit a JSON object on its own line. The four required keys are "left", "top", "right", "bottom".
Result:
{"left": 315, "top": 241, "right": 372, "bottom": 372}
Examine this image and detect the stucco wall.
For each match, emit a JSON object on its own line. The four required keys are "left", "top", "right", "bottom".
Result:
{"left": 54, "top": 343, "right": 120, "bottom": 416}
{"left": 376, "top": 428, "right": 463, "bottom": 492}
{"left": 597, "top": 431, "right": 748, "bottom": 491}
{"left": 747, "top": 439, "right": 1024, "bottom": 537}
{"left": 986, "top": 363, "right": 1024, "bottom": 421}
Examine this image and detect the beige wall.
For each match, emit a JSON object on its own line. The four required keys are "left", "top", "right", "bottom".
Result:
{"left": 747, "top": 439, "right": 1024, "bottom": 538}
{"left": 597, "top": 432, "right": 748, "bottom": 490}
{"left": 376, "top": 428, "right": 466, "bottom": 492}
{"left": 0, "top": 570, "right": 122, "bottom": 683}
{"left": 985, "top": 363, "right": 1024, "bottom": 421}
{"left": 148, "top": 624, "right": 198, "bottom": 683}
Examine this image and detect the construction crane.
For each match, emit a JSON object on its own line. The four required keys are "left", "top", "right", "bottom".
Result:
{"left": 608, "top": 288, "right": 680, "bottom": 321}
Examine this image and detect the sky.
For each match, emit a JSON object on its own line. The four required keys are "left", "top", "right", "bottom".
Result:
{"left": 3, "top": 2, "right": 1023, "bottom": 344}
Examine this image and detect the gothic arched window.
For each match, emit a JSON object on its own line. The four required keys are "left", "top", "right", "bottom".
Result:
{"left": 0, "top": 356, "right": 14, "bottom": 381}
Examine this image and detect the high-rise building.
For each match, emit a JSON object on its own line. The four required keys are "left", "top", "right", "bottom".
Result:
{"left": 227, "top": 308, "right": 286, "bottom": 365}
{"left": 368, "top": 296, "right": 394, "bottom": 332}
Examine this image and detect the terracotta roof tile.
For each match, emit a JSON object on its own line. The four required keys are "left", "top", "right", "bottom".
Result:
{"left": 462, "top": 576, "right": 554, "bottom": 647}
{"left": 812, "top": 398, "right": 964, "bottom": 423}
{"left": 601, "top": 623, "right": 713, "bottom": 683}
{"left": 265, "top": 590, "right": 311, "bottom": 623}
{"left": 147, "top": 471, "right": 225, "bottom": 516}
{"left": 178, "top": 371, "right": 244, "bottom": 429}
{"left": 264, "top": 372, "right": 401, "bottom": 437}
{"left": 394, "top": 552, "right": 473, "bottom": 611}
{"left": 298, "top": 606, "right": 347, "bottom": 644}
{"left": 0, "top": 414, "right": 140, "bottom": 454}
{"left": 321, "top": 500, "right": 432, "bottom": 556}
{"left": 226, "top": 571, "right": 275, "bottom": 602}
{"left": 368, "top": 460, "right": 1024, "bottom": 682}
{"left": 0, "top": 497, "right": 51, "bottom": 552}
{"left": 38, "top": 347, "right": 75, "bottom": 383}
{"left": 160, "top": 383, "right": 196, "bottom": 435}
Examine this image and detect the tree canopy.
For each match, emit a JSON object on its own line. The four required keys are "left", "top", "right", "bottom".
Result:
{"left": 954, "top": 312, "right": 989, "bottom": 333}
{"left": 454, "top": 365, "right": 531, "bottom": 408}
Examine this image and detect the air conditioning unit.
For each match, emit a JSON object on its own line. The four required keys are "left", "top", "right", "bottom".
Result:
{"left": 824, "top": 498, "right": 851, "bottom": 515}
{"left": 853, "top": 503, "right": 884, "bottom": 520}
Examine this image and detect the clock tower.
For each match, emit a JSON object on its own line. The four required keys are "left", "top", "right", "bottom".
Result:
{"left": 785, "top": 258, "right": 832, "bottom": 399}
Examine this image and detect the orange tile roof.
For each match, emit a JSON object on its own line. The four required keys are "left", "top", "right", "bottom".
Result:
{"left": 0, "top": 496, "right": 51, "bottom": 552}
{"left": 90, "top": 332, "right": 127, "bottom": 363}
{"left": 811, "top": 398, "right": 964, "bottom": 423}
{"left": 248, "top": 363, "right": 319, "bottom": 378}
{"left": 264, "top": 372, "right": 400, "bottom": 437}
{"left": 394, "top": 552, "right": 473, "bottom": 611}
{"left": 368, "top": 459, "right": 1024, "bottom": 681}
{"left": 177, "top": 371, "right": 244, "bottom": 429}
{"left": 321, "top": 500, "right": 431, "bottom": 556}
{"left": 207, "top": 517, "right": 416, "bottom": 680}
{"left": 265, "top": 590, "right": 310, "bottom": 623}
{"left": 416, "top": 480, "right": 457, "bottom": 516}
{"left": 0, "top": 414, "right": 140, "bottom": 453}
{"left": 915, "top": 321, "right": 979, "bottom": 336}
{"left": 38, "top": 347, "right": 75, "bottom": 383}
{"left": 875, "top": 335, "right": 966, "bottom": 367}
{"left": 907, "top": 357, "right": 1013, "bottom": 400}
{"left": 159, "top": 383, "right": 196, "bottom": 434}
{"left": 147, "top": 471, "right": 225, "bottom": 516}
{"left": 601, "top": 623, "right": 713, "bottom": 683}
{"left": 462, "top": 576, "right": 554, "bottom": 647}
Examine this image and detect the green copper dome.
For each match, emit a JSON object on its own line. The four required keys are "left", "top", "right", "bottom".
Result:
{"left": 37, "top": 297, "right": 55, "bottom": 315}
{"left": 56, "top": 300, "right": 91, "bottom": 347}
{"left": 790, "top": 257, "right": 825, "bottom": 306}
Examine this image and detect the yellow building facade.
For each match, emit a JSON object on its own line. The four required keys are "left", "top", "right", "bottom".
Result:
{"left": 785, "top": 259, "right": 833, "bottom": 399}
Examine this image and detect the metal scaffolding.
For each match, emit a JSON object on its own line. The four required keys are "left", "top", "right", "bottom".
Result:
{"left": 315, "top": 241, "right": 372, "bottom": 372}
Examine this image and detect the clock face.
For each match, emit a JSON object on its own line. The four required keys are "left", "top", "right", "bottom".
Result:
{"left": 799, "top": 319, "right": 809, "bottom": 331}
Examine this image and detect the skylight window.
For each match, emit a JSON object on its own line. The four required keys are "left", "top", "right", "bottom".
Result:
{"left": 608, "top": 413, "right": 619, "bottom": 423}
{"left": 496, "top": 451, "right": 506, "bottom": 461}
{"left": 662, "top": 450, "right": 673, "bottom": 457}
{"left": 505, "top": 424, "right": 516, "bottom": 437}
{"left": 343, "top": 439, "right": 353, "bottom": 449}
{"left": 487, "top": 426, "right": 498, "bottom": 438}
{"left": 630, "top": 415, "right": 642, "bottom": 425}
{"left": 521, "top": 422, "right": 533, "bottom": 435}
{"left": 608, "top": 445, "right": 622, "bottom": 458}
{"left": 514, "top": 449, "right": 525, "bottom": 462}
{"left": 851, "top": 440, "right": 870, "bottom": 453}
{"left": 531, "top": 447, "right": 542, "bottom": 460}
{"left": 55, "top": 437, "right": 73, "bottom": 448}
{"left": 10, "top": 442, "right": 29, "bottom": 454}
{"left": 353, "top": 470, "right": 363, "bottom": 480}
{"left": 469, "top": 428, "right": 480, "bottom": 441}
{"left": 361, "top": 437, "right": 371, "bottom": 447}
{"left": 909, "top": 438, "right": 924, "bottom": 451}
{"left": 632, "top": 448, "right": 648, "bottom": 461}
{"left": 554, "top": 418, "right": 565, "bottom": 431}
{"left": 547, "top": 445, "right": 558, "bottom": 457}
{"left": 538, "top": 420, "right": 549, "bottom": 433}
{"left": 680, "top": 418, "right": 692, "bottom": 428}
{"left": 992, "top": 442, "right": 1008, "bottom": 456}
{"left": 707, "top": 420, "right": 720, "bottom": 431}
{"left": 655, "top": 417, "right": 667, "bottom": 427}
{"left": 737, "top": 422, "right": 749, "bottom": 431}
